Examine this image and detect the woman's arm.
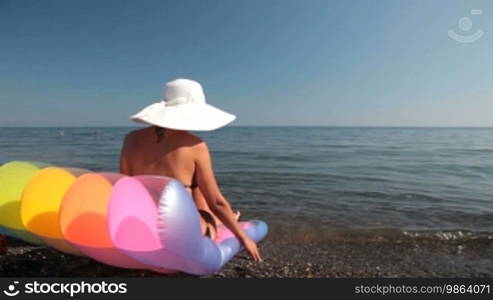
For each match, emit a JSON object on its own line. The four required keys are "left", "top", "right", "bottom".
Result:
{"left": 194, "top": 141, "right": 262, "bottom": 262}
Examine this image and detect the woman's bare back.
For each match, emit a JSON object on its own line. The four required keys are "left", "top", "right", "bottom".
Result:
{"left": 120, "top": 126, "right": 201, "bottom": 187}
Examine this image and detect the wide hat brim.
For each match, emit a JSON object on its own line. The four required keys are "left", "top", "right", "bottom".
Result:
{"left": 130, "top": 101, "right": 236, "bottom": 131}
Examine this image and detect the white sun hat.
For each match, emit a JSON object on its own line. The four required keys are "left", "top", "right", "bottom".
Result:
{"left": 130, "top": 78, "right": 236, "bottom": 131}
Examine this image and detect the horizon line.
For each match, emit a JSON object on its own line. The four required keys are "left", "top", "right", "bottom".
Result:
{"left": 1, "top": 125, "right": 492, "bottom": 129}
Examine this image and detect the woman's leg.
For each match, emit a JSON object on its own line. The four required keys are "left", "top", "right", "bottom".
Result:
{"left": 193, "top": 187, "right": 222, "bottom": 225}
{"left": 198, "top": 215, "right": 208, "bottom": 236}
{"left": 198, "top": 210, "right": 217, "bottom": 240}
{"left": 187, "top": 187, "right": 217, "bottom": 239}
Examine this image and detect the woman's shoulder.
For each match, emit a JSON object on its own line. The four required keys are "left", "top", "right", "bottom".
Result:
{"left": 172, "top": 131, "right": 209, "bottom": 155}
{"left": 123, "top": 127, "right": 147, "bottom": 143}
{"left": 180, "top": 131, "right": 206, "bottom": 148}
{"left": 122, "top": 127, "right": 208, "bottom": 150}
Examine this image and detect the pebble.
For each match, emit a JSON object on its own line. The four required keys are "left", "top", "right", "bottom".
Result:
{"left": 1, "top": 236, "right": 492, "bottom": 278}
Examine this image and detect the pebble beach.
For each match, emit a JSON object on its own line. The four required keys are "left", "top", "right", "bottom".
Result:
{"left": 1, "top": 230, "right": 492, "bottom": 278}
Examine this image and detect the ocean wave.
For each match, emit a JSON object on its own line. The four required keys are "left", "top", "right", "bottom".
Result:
{"left": 268, "top": 225, "right": 493, "bottom": 244}
{"left": 402, "top": 230, "right": 493, "bottom": 241}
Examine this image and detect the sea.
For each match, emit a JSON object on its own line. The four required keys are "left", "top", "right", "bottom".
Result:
{"left": 1, "top": 126, "right": 492, "bottom": 243}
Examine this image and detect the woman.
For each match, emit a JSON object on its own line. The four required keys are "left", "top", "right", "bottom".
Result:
{"left": 120, "top": 78, "right": 261, "bottom": 262}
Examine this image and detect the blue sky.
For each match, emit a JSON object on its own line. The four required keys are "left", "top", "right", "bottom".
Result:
{"left": 1, "top": 0, "right": 492, "bottom": 127}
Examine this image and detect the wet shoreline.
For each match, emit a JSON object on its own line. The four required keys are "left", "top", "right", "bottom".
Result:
{"left": 1, "top": 233, "right": 492, "bottom": 278}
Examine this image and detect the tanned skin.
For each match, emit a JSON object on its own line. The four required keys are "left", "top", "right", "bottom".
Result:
{"left": 119, "top": 126, "right": 261, "bottom": 262}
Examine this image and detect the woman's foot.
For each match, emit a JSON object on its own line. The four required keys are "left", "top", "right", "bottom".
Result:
{"left": 234, "top": 210, "right": 241, "bottom": 221}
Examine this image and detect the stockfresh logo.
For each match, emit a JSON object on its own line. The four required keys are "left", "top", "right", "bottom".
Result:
{"left": 448, "top": 9, "right": 484, "bottom": 43}
{"left": 3, "top": 281, "right": 20, "bottom": 297}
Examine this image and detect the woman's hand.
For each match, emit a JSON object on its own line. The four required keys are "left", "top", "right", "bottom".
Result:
{"left": 241, "top": 237, "right": 262, "bottom": 262}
